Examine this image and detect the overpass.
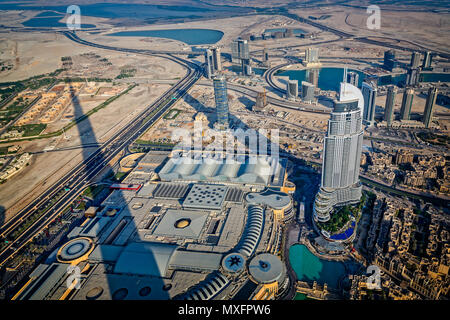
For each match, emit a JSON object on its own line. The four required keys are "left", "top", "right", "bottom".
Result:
{"left": 61, "top": 30, "right": 200, "bottom": 56}
{"left": 0, "top": 26, "right": 201, "bottom": 56}
{"left": 0, "top": 32, "right": 203, "bottom": 269}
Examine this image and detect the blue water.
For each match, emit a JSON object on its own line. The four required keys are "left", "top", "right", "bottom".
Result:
{"left": 108, "top": 29, "right": 224, "bottom": 46}
{"left": 420, "top": 72, "right": 450, "bottom": 83}
{"left": 22, "top": 17, "right": 96, "bottom": 29}
{"left": 0, "top": 3, "right": 248, "bottom": 20}
{"left": 289, "top": 244, "right": 346, "bottom": 288}
{"left": 374, "top": 73, "right": 450, "bottom": 85}
{"left": 329, "top": 221, "right": 356, "bottom": 241}
{"left": 34, "top": 11, "right": 64, "bottom": 18}
{"left": 278, "top": 68, "right": 450, "bottom": 92}
{"left": 378, "top": 73, "right": 406, "bottom": 86}
{"left": 277, "top": 68, "right": 366, "bottom": 91}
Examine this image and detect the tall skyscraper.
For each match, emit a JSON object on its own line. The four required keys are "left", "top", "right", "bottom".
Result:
{"left": 307, "top": 68, "right": 319, "bottom": 89}
{"left": 262, "top": 48, "right": 269, "bottom": 63}
{"left": 347, "top": 71, "right": 359, "bottom": 87}
{"left": 410, "top": 52, "right": 421, "bottom": 69}
{"left": 400, "top": 88, "right": 414, "bottom": 120}
{"left": 231, "top": 39, "right": 249, "bottom": 64}
{"left": 406, "top": 67, "right": 420, "bottom": 86}
{"left": 303, "top": 48, "right": 321, "bottom": 67}
{"left": 286, "top": 80, "right": 298, "bottom": 101}
{"left": 423, "top": 87, "right": 438, "bottom": 128}
{"left": 232, "top": 39, "right": 250, "bottom": 75}
{"left": 254, "top": 90, "right": 268, "bottom": 111}
{"left": 284, "top": 29, "right": 294, "bottom": 38}
{"left": 422, "top": 51, "right": 433, "bottom": 70}
{"left": 211, "top": 47, "right": 222, "bottom": 72}
{"left": 305, "top": 48, "right": 319, "bottom": 62}
{"left": 213, "top": 76, "right": 229, "bottom": 129}
{"left": 384, "top": 50, "right": 398, "bottom": 71}
{"left": 384, "top": 85, "right": 397, "bottom": 127}
{"left": 205, "top": 47, "right": 222, "bottom": 79}
{"left": 301, "top": 81, "right": 315, "bottom": 103}
{"left": 361, "top": 80, "right": 377, "bottom": 126}
{"left": 204, "top": 49, "right": 214, "bottom": 79}
{"left": 313, "top": 80, "right": 364, "bottom": 222}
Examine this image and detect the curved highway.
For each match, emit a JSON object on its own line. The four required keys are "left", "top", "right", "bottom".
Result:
{"left": 0, "top": 31, "right": 202, "bottom": 267}
{"left": 263, "top": 63, "right": 332, "bottom": 114}
{"left": 264, "top": 62, "right": 292, "bottom": 96}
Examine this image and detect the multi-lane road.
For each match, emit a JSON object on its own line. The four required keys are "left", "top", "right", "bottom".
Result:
{"left": 1, "top": 7, "right": 449, "bottom": 276}
{"left": 0, "top": 32, "right": 202, "bottom": 267}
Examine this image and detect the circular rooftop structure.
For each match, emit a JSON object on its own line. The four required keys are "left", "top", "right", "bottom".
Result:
{"left": 248, "top": 253, "right": 286, "bottom": 284}
{"left": 246, "top": 189, "right": 291, "bottom": 210}
{"left": 174, "top": 218, "right": 191, "bottom": 229}
{"left": 86, "top": 287, "right": 104, "bottom": 300}
{"left": 222, "top": 252, "right": 246, "bottom": 273}
{"left": 57, "top": 237, "right": 94, "bottom": 264}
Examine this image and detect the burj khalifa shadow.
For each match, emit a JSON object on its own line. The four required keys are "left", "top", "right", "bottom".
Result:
{"left": 61, "top": 83, "right": 168, "bottom": 300}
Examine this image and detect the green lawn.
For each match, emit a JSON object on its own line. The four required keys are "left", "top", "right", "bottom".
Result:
{"left": 83, "top": 185, "right": 106, "bottom": 199}
{"left": 317, "top": 193, "right": 369, "bottom": 234}
{"left": 113, "top": 172, "right": 128, "bottom": 182}
{"left": 0, "top": 147, "right": 8, "bottom": 155}
{"left": 163, "top": 108, "right": 181, "bottom": 120}
{"left": 134, "top": 139, "right": 175, "bottom": 147}
{"left": 10, "top": 124, "right": 47, "bottom": 137}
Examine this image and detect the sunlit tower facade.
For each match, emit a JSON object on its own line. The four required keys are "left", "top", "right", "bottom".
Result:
{"left": 422, "top": 51, "right": 433, "bottom": 70}
{"left": 400, "top": 88, "right": 414, "bottom": 120}
{"left": 361, "top": 80, "right": 377, "bottom": 126}
{"left": 212, "top": 47, "right": 222, "bottom": 72}
{"left": 213, "top": 76, "right": 229, "bottom": 130}
{"left": 286, "top": 80, "right": 298, "bottom": 101}
{"left": 346, "top": 71, "right": 359, "bottom": 87}
{"left": 423, "top": 87, "right": 438, "bottom": 128}
{"left": 313, "top": 76, "right": 364, "bottom": 223}
{"left": 205, "top": 49, "right": 214, "bottom": 79}
{"left": 410, "top": 52, "right": 421, "bottom": 69}
{"left": 384, "top": 85, "right": 397, "bottom": 127}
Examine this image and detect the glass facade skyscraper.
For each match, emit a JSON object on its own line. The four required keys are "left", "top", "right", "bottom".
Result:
{"left": 301, "top": 81, "right": 315, "bottom": 103}
{"left": 205, "top": 47, "right": 222, "bottom": 79}
{"left": 422, "top": 51, "right": 432, "bottom": 69}
{"left": 314, "top": 81, "right": 364, "bottom": 223}
{"left": 423, "top": 87, "right": 438, "bottom": 128}
{"left": 305, "top": 47, "right": 319, "bottom": 63}
{"left": 213, "top": 76, "right": 229, "bottom": 129}
{"left": 361, "top": 80, "right": 377, "bottom": 126}
{"left": 205, "top": 49, "right": 214, "bottom": 79}
{"left": 410, "top": 52, "right": 421, "bottom": 69}
{"left": 231, "top": 39, "right": 249, "bottom": 64}
{"left": 346, "top": 71, "right": 359, "bottom": 87}
{"left": 400, "top": 88, "right": 414, "bottom": 120}
{"left": 384, "top": 85, "right": 397, "bottom": 127}
{"left": 286, "top": 80, "right": 298, "bottom": 101}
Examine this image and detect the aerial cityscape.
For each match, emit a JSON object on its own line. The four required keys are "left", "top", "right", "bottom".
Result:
{"left": 0, "top": 0, "right": 448, "bottom": 306}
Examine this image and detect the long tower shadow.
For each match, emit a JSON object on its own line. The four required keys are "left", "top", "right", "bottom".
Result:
{"left": 16, "top": 71, "right": 306, "bottom": 300}
{"left": 10, "top": 82, "right": 168, "bottom": 300}
{"left": 67, "top": 82, "right": 168, "bottom": 300}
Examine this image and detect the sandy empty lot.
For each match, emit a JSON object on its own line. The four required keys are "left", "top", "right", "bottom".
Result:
{"left": 0, "top": 83, "right": 171, "bottom": 221}
{"left": 291, "top": 6, "right": 450, "bottom": 54}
